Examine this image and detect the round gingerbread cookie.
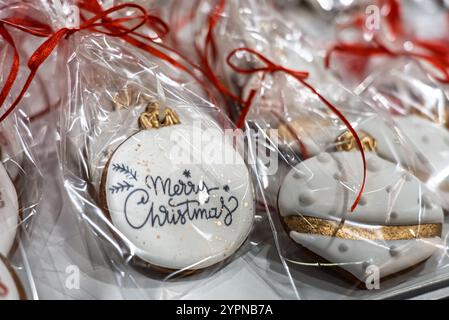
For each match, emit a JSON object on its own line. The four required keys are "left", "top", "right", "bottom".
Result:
{"left": 0, "top": 162, "right": 19, "bottom": 257}
{"left": 101, "top": 123, "right": 254, "bottom": 270}
{"left": 278, "top": 151, "right": 444, "bottom": 282}
{"left": 0, "top": 255, "right": 25, "bottom": 300}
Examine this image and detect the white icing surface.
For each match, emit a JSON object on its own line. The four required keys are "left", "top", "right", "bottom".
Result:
{"left": 0, "top": 257, "right": 20, "bottom": 300}
{"left": 395, "top": 116, "right": 449, "bottom": 192}
{"left": 0, "top": 162, "right": 19, "bottom": 256}
{"left": 357, "top": 116, "right": 449, "bottom": 196}
{"left": 279, "top": 152, "right": 444, "bottom": 225}
{"left": 104, "top": 124, "right": 254, "bottom": 270}
{"left": 290, "top": 232, "right": 442, "bottom": 281}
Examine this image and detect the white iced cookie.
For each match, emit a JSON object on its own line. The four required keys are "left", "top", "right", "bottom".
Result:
{"left": 355, "top": 116, "right": 449, "bottom": 197}
{"left": 101, "top": 123, "right": 254, "bottom": 270}
{"left": 0, "top": 255, "right": 25, "bottom": 300}
{"left": 278, "top": 152, "right": 444, "bottom": 282}
{"left": 0, "top": 162, "right": 19, "bottom": 256}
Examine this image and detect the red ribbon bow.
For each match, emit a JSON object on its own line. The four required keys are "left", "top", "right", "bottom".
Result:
{"left": 0, "top": 3, "right": 151, "bottom": 122}
{"left": 326, "top": 0, "right": 449, "bottom": 84}
{"left": 326, "top": 37, "right": 449, "bottom": 84}
{"left": 226, "top": 48, "right": 367, "bottom": 212}
{"left": 198, "top": 0, "right": 367, "bottom": 212}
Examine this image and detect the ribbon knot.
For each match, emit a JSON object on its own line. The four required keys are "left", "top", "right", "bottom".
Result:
{"left": 226, "top": 48, "right": 309, "bottom": 79}
{"left": 0, "top": 3, "right": 153, "bottom": 122}
{"left": 226, "top": 47, "right": 366, "bottom": 212}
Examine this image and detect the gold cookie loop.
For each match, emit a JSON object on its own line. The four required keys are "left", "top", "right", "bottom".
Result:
{"left": 335, "top": 130, "right": 378, "bottom": 152}
{"left": 284, "top": 216, "right": 442, "bottom": 241}
{"left": 138, "top": 102, "right": 180, "bottom": 129}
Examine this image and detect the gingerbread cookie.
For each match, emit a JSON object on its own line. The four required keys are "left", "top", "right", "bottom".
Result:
{"left": 0, "top": 162, "right": 19, "bottom": 256}
{"left": 0, "top": 255, "right": 25, "bottom": 300}
{"left": 344, "top": 116, "right": 449, "bottom": 198}
{"left": 100, "top": 106, "right": 254, "bottom": 270}
{"left": 278, "top": 152, "right": 444, "bottom": 282}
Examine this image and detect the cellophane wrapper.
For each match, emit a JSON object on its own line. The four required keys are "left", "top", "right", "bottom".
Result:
{"left": 326, "top": 1, "right": 449, "bottom": 211}
{"left": 58, "top": 8, "right": 266, "bottom": 298}
{"left": 173, "top": 0, "right": 449, "bottom": 299}
{"left": 0, "top": 0, "right": 64, "bottom": 300}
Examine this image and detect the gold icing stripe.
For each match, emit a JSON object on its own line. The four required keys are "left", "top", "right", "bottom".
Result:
{"left": 284, "top": 216, "right": 442, "bottom": 241}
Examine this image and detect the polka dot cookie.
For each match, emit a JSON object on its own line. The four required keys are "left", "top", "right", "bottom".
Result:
{"left": 353, "top": 116, "right": 449, "bottom": 204}
{"left": 278, "top": 151, "right": 444, "bottom": 281}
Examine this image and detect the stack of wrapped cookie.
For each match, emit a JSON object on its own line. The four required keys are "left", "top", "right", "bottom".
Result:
{"left": 1, "top": 0, "right": 449, "bottom": 299}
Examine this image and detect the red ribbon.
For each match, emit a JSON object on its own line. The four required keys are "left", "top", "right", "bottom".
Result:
{"left": 326, "top": 37, "right": 449, "bottom": 84}
{"left": 0, "top": 3, "right": 152, "bottom": 122}
{"left": 76, "top": 0, "right": 220, "bottom": 110}
{"left": 381, "top": 0, "right": 404, "bottom": 39}
{"left": 226, "top": 48, "right": 367, "bottom": 212}
{"left": 202, "top": 0, "right": 243, "bottom": 106}
{"left": 326, "top": 0, "right": 449, "bottom": 83}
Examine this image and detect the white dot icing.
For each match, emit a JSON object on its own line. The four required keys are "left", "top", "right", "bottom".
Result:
{"left": 298, "top": 191, "right": 315, "bottom": 207}
{"left": 0, "top": 256, "right": 20, "bottom": 300}
{"left": 104, "top": 124, "right": 254, "bottom": 270}
{"left": 357, "top": 116, "right": 449, "bottom": 198}
{"left": 0, "top": 162, "right": 19, "bottom": 256}
{"left": 280, "top": 152, "right": 444, "bottom": 281}
{"left": 279, "top": 152, "right": 444, "bottom": 225}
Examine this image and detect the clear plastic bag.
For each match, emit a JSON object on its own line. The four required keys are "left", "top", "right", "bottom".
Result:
{"left": 174, "top": 0, "right": 449, "bottom": 299}
{"left": 0, "top": 0, "right": 75, "bottom": 300}
{"left": 324, "top": 1, "right": 449, "bottom": 211}
{"left": 59, "top": 3, "right": 260, "bottom": 299}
